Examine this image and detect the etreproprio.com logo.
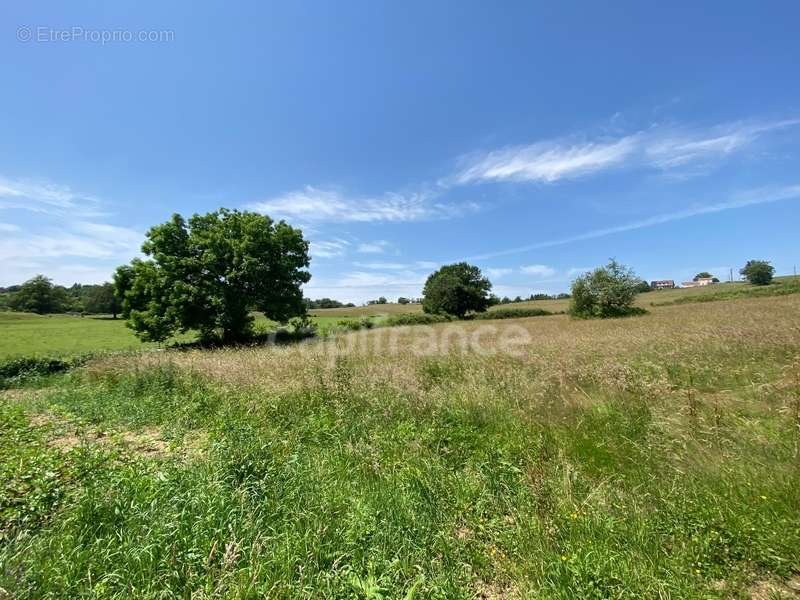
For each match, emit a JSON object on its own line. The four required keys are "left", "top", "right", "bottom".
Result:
{"left": 17, "top": 26, "right": 174, "bottom": 44}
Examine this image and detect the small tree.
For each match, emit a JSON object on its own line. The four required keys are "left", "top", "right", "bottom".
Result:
{"left": 569, "top": 260, "right": 642, "bottom": 318}
{"left": 422, "top": 262, "right": 492, "bottom": 318}
{"left": 8, "top": 275, "right": 69, "bottom": 314}
{"left": 740, "top": 260, "right": 774, "bottom": 286}
{"left": 114, "top": 209, "right": 311, "bottom": 343}
{"left": 693, "top": 271, "right": 713, "bottom": 281}
{"left": 397, "top": 297, "right": 410, "bottom": 305}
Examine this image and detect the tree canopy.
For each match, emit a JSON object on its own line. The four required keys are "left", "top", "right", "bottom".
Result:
{"left": 422, "top": 262, "right": 492, "bottom": 318}
{"left": 114, "top": 209, "right": 311, "bottom": 343}
{"left": 740, "top": 260, "right": 775, "bottom": 286}
{"left": 7, "top": 275, "right": 69, "bottom": 314}
{"left": 569, "top": 260, "right": 643, "bottom": 318}
{"left": 84, "top": 283, "right": 121, "bottom": 318}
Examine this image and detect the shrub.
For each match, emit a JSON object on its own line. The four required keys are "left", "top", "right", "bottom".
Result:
{"left": 385, "top": 313, "right": 452, "bottom": 327}
{"left": 336, "top": 317, "right": 374, "bottom": 331}
{"left": 740, "top": 260, "right": 775, "bottom": 286}
{"left": 569, "top": 260, "right": 645, "bottom": 319}
{"left": 0, "top": 355, "right": 88, "bottom": 387}
{"left": 470, "top": 307, "right": 553, "bottom": 320}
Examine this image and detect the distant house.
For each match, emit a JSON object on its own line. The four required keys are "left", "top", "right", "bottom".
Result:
{"left": 681, "top": 277, "right": 715, "bottom": 288}
{"left": 650, "top": 280, "right": 675, "bottom": 290}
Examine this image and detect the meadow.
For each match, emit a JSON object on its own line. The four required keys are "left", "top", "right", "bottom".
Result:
{"left": 3, "top": 277, "right": 797, "bottom": 359}
{"left": 2, "top": 292, "right": 800, "bottom": 598}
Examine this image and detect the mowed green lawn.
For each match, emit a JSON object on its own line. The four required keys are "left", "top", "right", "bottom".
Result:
{"left": 0, "top": 312, "right": 151, "bottom": 358}
{"left": 0, "top": 313, "right": 381, "bottom": 358}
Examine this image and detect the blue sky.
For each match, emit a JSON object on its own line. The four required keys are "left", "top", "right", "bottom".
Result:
{"left": 1, "top": 1, "right": 799, "bottom": 302}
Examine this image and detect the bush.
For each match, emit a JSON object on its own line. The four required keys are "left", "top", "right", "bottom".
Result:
{"left": 0, "top": 355, "right": 87, "bottom": 387}
{"left": 469, "top": 307, "right": 553, "bottom": 320}
{"left": 569, "top": 260, "right": 645, "bottom": 319}
{"left": 740, "top": 260, "right": 775, "bottom": 286}
{"left": 336, "top": 317, "right": 374, "bottom": 331}
{"left": 385, "top": 313, "right": 452, "bottom": 327}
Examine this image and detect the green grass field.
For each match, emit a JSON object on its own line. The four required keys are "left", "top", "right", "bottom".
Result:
{"left": 309, "top": 276, "right": 800, "bottom": 318}
{"left": 2, "top": 293, "right": 800, "bottom": 597}
{"left": 0, "top": 312, "right": 153, "bottom": 358}
{"left": 3, "top": 277, "right": 799, "bottom": 359}
{"left": 0, "top": 313, "right": 375, "bottom": 358}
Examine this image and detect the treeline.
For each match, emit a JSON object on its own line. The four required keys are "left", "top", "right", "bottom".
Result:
{"left": 366, "top": 297, "right": 421, "bottom": 305}
{"left": 303, "top": 298, "right": 356, "bottom": 309}
{"left": 492, "top": 292, "right": 571, "bottom": 304}
{"left": 0, "top": 276, "right": 120, "bottom": 316}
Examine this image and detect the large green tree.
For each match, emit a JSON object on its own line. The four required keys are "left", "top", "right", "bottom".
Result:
{"left": 114, "top": 209, "right": 311, "bottom": 343}
{"left": 740, "top": 260, "right": 774, "bottom": 286}
{"left": 422, "top": 262, "right": 492, "bottom": 318}
{"left": 8, "top": 275, "right": 69, "bottom": 314}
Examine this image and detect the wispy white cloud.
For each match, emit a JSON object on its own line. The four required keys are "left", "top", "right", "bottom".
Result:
{"left": 451, "top": 136, "right": 639, "bottom": 185}
{"left": 0, "top": 175, "right": 106, "bottom": 217}
{"left": 415, "top": 261, "right": 439, "bottom": 270}
{"left": 464, "top": 184, "right": 800, "bottom": 261}
{"left": 310, "top": 238, "right": 397, "bottom": 259}
{"left": 304, "top": 260, "right": 443, "bottom": 303}
{"left": 310, "top": 238, "right": 350, "bottom": 259}
{"left": 520, "top": 264, "right": 556, "bottom": 278}
{"left": 0, "top": 222, "right": 142, "bottom": 262}
{"left": 353, "top": 261, "right": 441, "bottom": 273}
{"left": 486, "top": 267, "right": 513, "bottom": 279}
{"left": 303, "top": 269, "right": 428, "bottom": 304}
{"left": 566, "top": 266, "right": 592, "bottom": 278}
{"left": 248, "top": 185, "right": 478, "bottom": 224}
{"left": 357, "top": 240, "right": 391, "bottom": 254}
{"left": 337, "top": 271, "right": 427, "bottom": 288}
{"left": 353, "top": 261, "right": 411, "bottom": 270}
{"left": 0, "top": 174, "right": 146, "bottom": 286}
{"left": 449, "top": 118, "right": 800, "bottom": 185}
{"left": 646, "top": 119, "right": 800, "bottom": 170}
{"left": 0, "top": 219, "right": 144, "bottom": 286}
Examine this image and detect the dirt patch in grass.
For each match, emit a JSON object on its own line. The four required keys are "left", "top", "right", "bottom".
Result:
{"left": 475, "top": 581, "right": 521, "bottom": 599}
{"left": 0, "top": 388, "right": 46, "bottom": 402}
{"left": 748, "top": 575, "right": 800, "bottom": 599}
{"left": 24, "top": 409, "right": 204, "bottom": 459}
